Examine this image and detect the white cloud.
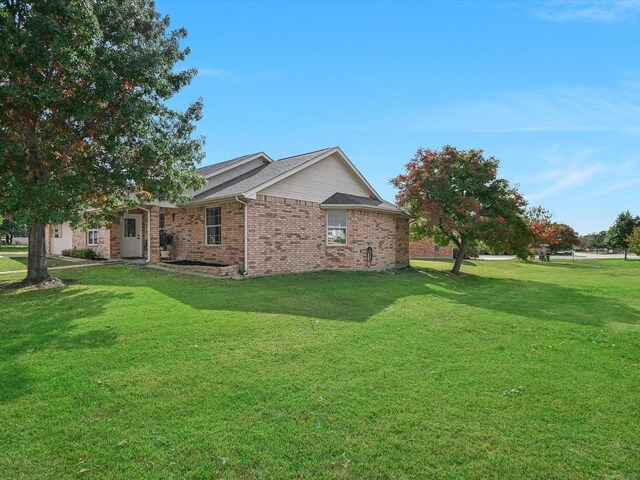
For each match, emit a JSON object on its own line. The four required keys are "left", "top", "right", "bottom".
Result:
{"left": 523, "top": 146, "right": 605, "bottom": 201}
{"left": 527, "top": 1, "right": 640, "bottom": 23}
{"left": 527, "top": 164, "right": 603, "bottom": 201}
{"left": 591, "top": 176, "right": 640, "bottom": 195}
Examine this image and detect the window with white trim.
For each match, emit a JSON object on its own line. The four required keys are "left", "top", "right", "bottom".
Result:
{"left": 87, "top": 229, "right": 98, "bottom": 246}
{"left": 53, "top": 224, "right": 62, "bottom": 238}
{"left": 327, "top": 210, "right": 347, "bottom": 245}
{"left": 205, "top": 207, "right": 221, "bottom": 245}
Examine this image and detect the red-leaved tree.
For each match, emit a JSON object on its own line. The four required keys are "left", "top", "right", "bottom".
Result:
{"left": 391, "top": 146, "right": 531, "bottom": 274}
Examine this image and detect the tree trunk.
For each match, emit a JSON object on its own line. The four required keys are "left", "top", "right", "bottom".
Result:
{"left": 25, "top": 223, "right": 49, "bottom": 284}
{"left": 451, "top": 239, "right": 467, "bottom": 274}
{"left": 624, "top": 248, "right": 628, "bottom": 260}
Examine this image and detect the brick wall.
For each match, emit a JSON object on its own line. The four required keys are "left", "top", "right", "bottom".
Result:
{"left": 246, "top": 194, "right": 409, "bottom": 276}
{"left": 248, "top": 195, "right": 325, "bottom": 275}
{"left": 324, "top": 209, "right": 399, "bottom": 270}
{"left": 409, "top": 238, "right": 453, "bottom": 258}
{"left": 164, "top": 201, "right": 245, "bottom": 267}
{"left": 71, "top": 227, "right": 111, "bottom": 259}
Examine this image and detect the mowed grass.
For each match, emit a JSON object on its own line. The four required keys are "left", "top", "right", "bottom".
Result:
{"left": 0, "top": 244, "right": 29, "bottom": 253}
{"left": 1, "top": 260, "right": 639, "bottom": 479}
{"left": 0, "top": 255, "right": 77, "bottom": 272}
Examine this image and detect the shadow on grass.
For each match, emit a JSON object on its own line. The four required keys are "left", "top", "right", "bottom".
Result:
{"left": 71, "top": 264, "right": 640, "bottom": 328}
{"left": 52, "top": 265, "right": 433, "bottom": 323}
{"left": 0, "top": 286, "right": 129, "bottom": 402}
{"left": 413, "top": 257, "right": 477, "bottom": 266}
{"left": 413, "top": 266, "right": 640, "bottom": 326}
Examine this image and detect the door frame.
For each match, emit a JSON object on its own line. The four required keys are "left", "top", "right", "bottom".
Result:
{"left": 120, "top": 214, "right": 143, "bottom": 258}
{"left": 51, "top": 222, "right": 73, "bottom": 254}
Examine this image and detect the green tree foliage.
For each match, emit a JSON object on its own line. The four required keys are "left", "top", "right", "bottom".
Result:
{"left": 391, "top": 146, "right": 531, "bottom": 274}
{"left": 579, "top": 231, "right": 607, "bottom": 252}
{"left": 627, "top": 227, "right": 640, "bottom": 256}
{"left": 0, "top": 0, "right": 205, "bottom": 284}
{"left": 0, "top": 216, "right": 28, "bottom": 244}
{"left": 605, "top": 211, "right": 640, "bottom": 260}
{"left": 525, "top": 205, "right": 553, "bottom": 224}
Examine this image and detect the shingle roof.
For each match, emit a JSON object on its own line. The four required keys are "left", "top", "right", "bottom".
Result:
{"left": 196, "top": 153, "right": 259, "bottom": 177}
{"left": 321, "top": 192, "right": 409, "bottom": 215}
{"left": 192, "top": 147, "right": 334, "bottom": 200}
{"left": 322, "top": 192, "right": 383, "bottom": 207}
{"left": 188, "top": 147, "right": 408, "bottom": 215}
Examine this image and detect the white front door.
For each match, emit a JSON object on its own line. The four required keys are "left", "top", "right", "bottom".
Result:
{"left": 121, "top": 214, "right": 142, "bottom": 258}
{"left": 51, "top": 223, "right": 73, "bottom": 254}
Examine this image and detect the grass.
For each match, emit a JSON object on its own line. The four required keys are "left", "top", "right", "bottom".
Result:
{"left": 0, "top": 260, "right": 639, "bottom": 479}
{"left": 0, "top": 255, "right": 77, "bottom": 272}
{"left": 0, "top": 244, "right": 28, "bottom": 253}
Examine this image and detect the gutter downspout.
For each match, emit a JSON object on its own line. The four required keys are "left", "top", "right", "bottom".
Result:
{"left": 235, "top": 196, "right": 248, "bottom": 275}
{"left": 138, "top": 206, "right": 152, "bottom": 264}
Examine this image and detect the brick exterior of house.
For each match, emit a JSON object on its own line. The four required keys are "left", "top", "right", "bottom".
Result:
{"left": 164, "top": 202, "right": 245, "bottom": 267}
{"left": 246, "top": 194, "right": 409, "bottom": 276}
{"left": 409, "top": 238, "right": 454, "bottom": 258}
{"left": 49, "top": 194, "right": 409, "bottom": 276}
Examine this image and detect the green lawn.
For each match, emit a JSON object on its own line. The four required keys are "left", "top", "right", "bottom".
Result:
{"left": 0, "top": 255, "right": 77, "bottom": 272}
{"left": 0, "top": 244, "right": 29, "bottom": 253}
{"left": 1, "top": 260, "right": 639, "bottom": 479}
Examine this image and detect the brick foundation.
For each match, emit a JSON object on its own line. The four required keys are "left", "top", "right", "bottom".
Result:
{"left": 159, "top": 261, "right": 239, "bottom": 276}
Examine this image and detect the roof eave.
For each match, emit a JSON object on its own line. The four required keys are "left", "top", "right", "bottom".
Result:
{"left": 320, "top": 203, "right": 411, "bottom": 217}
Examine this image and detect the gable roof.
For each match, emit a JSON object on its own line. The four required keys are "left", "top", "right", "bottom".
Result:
{"left": 188, "top": 147, "right": 406, "bottom": 215}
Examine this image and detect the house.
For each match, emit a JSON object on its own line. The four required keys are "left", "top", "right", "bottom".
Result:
{"left": 409, "top": 238, "right": 454, "bottom": 259}
{"left": 46, "top": 147, "right": 410, "bottom": 276}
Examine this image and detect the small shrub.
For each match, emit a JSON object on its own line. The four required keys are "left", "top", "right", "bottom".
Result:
{"left": 61, "top": 248, "right": 98, "bottom": 260}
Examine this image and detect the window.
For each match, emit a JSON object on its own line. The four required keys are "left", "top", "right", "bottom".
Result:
{"left": 434, "top": 244, "right": 440, "bottom": 254}
{"left": 53, "top": 224, "right": 62, "bottom": 238}
{"left": 327, "top": 210, "right": 347, "bottom": 245}
{"left": 124, "top": 218, "right": 136, "bottom": 237}
{"left": 205, "top": 206, "right": 221, "bottom": 245}
{"left": 159, "top": 213, "right": 165, "bottom": 233}
{"left": 87, "top": 229, "right": 98, "bottom": 246}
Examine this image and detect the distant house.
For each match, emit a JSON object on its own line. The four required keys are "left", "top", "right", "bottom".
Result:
{"left": 46, "top": 147, "right": 410, "bottom": 276}
{"left": 409, "top": 238, "right": 453, "bottom": 259}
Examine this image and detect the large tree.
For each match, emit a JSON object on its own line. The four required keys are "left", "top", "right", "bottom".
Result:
{"left": 0, "top": 0, "right": 204, "bottom": 284}
{"left": 605, "top": 211, "right": 640, "bottom": 260}
{"left": 391, "top": 146, "right": 531, "bottom": 274}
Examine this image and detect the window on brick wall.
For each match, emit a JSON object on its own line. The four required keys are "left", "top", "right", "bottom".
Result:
{"left": 327, "top": 210, "right": 347, "bottom": 245}
{"left": 205, "top": 206, "right": 222, "bottom": 245}
{"left": 434, "top": 244, "right": 440, "bottom": 254}
{"left": 159, "top": 213, "right": 165, "bottom": 233}
{"left": 87, "top": 229, "right": 98, "bottom": 246}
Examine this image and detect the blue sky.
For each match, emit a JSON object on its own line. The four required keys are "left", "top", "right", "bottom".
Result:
{"left": 158, "top": 0, "right": 640, "bottom": 234}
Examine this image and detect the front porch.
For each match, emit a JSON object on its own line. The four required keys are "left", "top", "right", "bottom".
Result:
{"left": 109, "top": 205, "right": 179, "bottom": 263}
